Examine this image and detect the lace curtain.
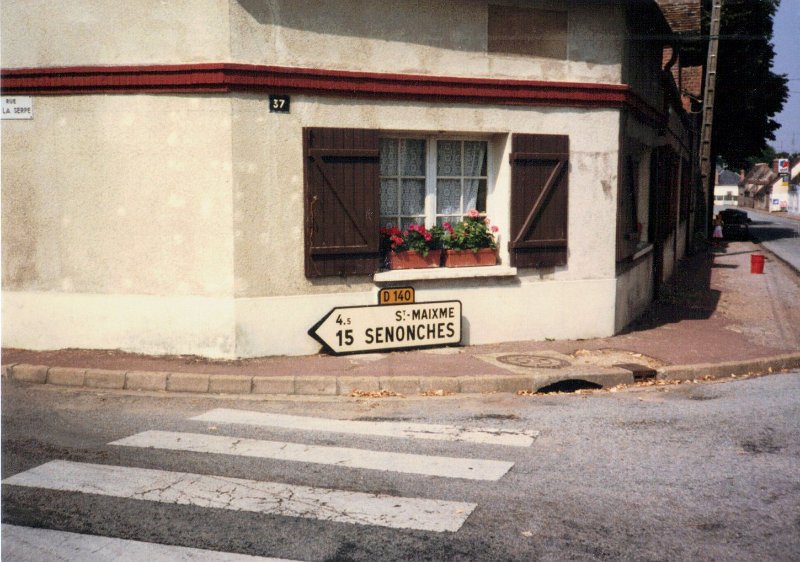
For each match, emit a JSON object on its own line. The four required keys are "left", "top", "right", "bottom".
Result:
{"left": 380, "top": 139, "right": 425, "bottom": 228}
{"left": 380, "top": 138, "right": 487, "bottom": 228}
{"left": 437, "top": 140, "right": 486, "bottom": 224}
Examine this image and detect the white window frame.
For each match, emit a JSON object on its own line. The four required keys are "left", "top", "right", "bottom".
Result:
{"left": 380, "top": 134, "right": 492, "bottom": 229}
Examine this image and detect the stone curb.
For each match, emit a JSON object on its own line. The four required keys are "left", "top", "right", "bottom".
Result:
{"left": 655, "top": 352, "right": 800, "bottom": 381}
{"left": 3, "top": 353, "right": 799, "bottom": 396}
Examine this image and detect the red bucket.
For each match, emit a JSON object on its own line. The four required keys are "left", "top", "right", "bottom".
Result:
{"left": 750, "top": 254, "right": 765, "bottom": 274}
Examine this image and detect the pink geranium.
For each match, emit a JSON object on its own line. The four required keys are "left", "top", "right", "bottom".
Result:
{"left": 442, "top": 212, "right": 498, "bottom": 252}
{"left": 380, "top": 223, "right": 445, "bottom": 256}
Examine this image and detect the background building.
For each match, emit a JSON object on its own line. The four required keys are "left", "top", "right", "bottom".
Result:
{"left": 714, "top": 168, "right": 741, "bottom": 205}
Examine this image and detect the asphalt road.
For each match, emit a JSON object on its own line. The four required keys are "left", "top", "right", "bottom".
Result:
{"left": 717, "top": 205, "right": 800, "bottom": 272}
{"left": 3, "top": 374, "right": 800, "bottom": 561}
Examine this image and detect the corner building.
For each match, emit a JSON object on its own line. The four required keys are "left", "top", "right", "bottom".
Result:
{"left": 1, "top": 1, "right": 700, "bottom": 357}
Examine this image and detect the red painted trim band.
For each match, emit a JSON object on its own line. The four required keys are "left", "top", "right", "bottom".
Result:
{"left": 0, "top": 62, "right": 661, "bottom": 120}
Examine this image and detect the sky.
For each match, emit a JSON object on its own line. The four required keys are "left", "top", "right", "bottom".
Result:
{"left": 771, "top": 0, "right": 800, "bottom": 154}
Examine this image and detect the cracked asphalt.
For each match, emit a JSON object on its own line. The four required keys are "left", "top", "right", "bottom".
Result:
{"left": 3, "top": 373, "right": 800, "bottom": 561}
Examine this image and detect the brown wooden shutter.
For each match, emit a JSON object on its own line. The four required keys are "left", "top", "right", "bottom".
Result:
{"left": 303, "top": 128, "right": 380, "bottom": 278}
{"left": 508, "top": 134, "right": 569, "bottom": 268}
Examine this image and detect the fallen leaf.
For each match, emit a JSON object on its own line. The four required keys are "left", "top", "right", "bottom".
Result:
{"left": 418, "top": 389, "right": 453, "bottom": 397}
{"left": 349, "top": 389, "right": 401, "bottom": 398}
{"left": 521, "top": 531, "right": 533, "bottom": 537}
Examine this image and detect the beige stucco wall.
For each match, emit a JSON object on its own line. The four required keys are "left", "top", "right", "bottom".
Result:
{"left": 2, "top": 92, "right": 621, "bottom": 356}
{"left": 1, "top": 95, "right": 239, "bottom": 356}
{"left": 2, "top": 95, "right": 235, "bottom": 297}
{"left": 1, "top": 0, "right": 650, "bottom": 357}
{"left": 227, "top": 94, "right": 621, "bottom": 356}
{"left": 231, "top": 94, "right": 621, "bottom": 299}
{"left": 230, "top": 0, "right": 624, "bottom": 83}
{"left": 0, "top": 0, "right": 232, "bottom": 68}
{"left": 2, "top": 0, "right": 624, "bottom": 84}
{"left": 615, "top": 255, "right": 654, "bottom": 333}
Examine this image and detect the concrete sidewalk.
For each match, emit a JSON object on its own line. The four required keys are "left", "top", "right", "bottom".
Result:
{"left": 4, "top": 239, "right": 800, "bottom": 397}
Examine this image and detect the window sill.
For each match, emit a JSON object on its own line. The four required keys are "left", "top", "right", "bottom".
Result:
{"left": 374, "top": 265, "right": 518, "bottom": 282}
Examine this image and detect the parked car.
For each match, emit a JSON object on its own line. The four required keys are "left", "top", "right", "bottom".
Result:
{"left": 719, "top": 209, "right": 751, "bottom": 240}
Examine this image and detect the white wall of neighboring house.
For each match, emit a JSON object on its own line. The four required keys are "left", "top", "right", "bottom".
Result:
{"left": 1, "top": 0, "right": 691, "bottom": 357}
{"left": 788, "top": 161, "right": 800, "bottom": 215}
{"left": 768, "top": 158, "right": 792, "bottom": 212}
{"left": 714, "top": 185, "right": 739, "bottom": 204}
{"left": 769, "top": 177, "right": 791, "bottom": 212}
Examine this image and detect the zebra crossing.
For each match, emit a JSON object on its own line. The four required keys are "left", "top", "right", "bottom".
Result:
{"left": 1, "top": 524, "right": 301, "bottom": 562}
{"left": 3, "top": 408, "right": 538, "bottom": 560}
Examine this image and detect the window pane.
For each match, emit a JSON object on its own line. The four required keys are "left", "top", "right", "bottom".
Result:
{"left": 380, "top": 179, "right": 398, "bottom": 216}
{"left": 464, "top": 179, "right": 482, "bottom": 211}
{"left": 401, "top": 179, "right": 425, "bottom": 215}
{"left": 437, "top": 215, "right": 460, "bottom": 227}
{"left": 476, "top": 179, "right": 487, "bottom": 212}
{"left": 437, "top": 179, "right": 461, "bottom": 214}
{"left": 464, "top": 141, "right": 487, "bottom": 176}
{"left": 437, "top": 140, "right": 461, "bottom": 176}
{"left": 400, "top": 217, "right": 422, "bottom": 231}
{"left": 380, "top": 139, "right": 398, "bottom": 176}
{"left": 400, "top": 139, "right": 426, "bottom": 176}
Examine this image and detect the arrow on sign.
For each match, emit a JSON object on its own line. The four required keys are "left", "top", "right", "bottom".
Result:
{"left": 309, "top": 301, "right": 462, "bottom": 355}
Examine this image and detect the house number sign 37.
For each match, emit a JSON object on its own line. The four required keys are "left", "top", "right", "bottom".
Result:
{"left": 269, "top": 95, "right": 290, "bottom": 113}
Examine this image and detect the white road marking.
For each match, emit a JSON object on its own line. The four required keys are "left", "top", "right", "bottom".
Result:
{"left": 111, "top": 430, "right": 513, "bottom": 481}
{"left": 2, "top": 461, "right": 476, "bottom": 533}
{"left": 1, "top": 524, "right": 300, "bottom": 562}
{"left": 191, "top": 408, "right": 537, "bottom": 447}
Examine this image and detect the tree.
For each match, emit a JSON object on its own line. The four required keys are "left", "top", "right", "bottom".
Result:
{"left": 707, "top": 0, "right": 788, "bottom": 170}
{"left": 683, "top": 1, "right": 788, "bottom": 234}
{"left": 745, "top": 145, "right": 777, "bottom": 169}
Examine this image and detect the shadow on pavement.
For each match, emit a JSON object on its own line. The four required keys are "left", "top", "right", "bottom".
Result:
{"left": 750, "top": 227, "right": 800, "bottom": 243}
{"left": 619, "top": 248, "right": 721, "bottom": 333}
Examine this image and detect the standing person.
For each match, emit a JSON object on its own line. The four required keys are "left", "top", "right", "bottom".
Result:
{"left": 712, "top": 213, "right": 724, "bottom": 247}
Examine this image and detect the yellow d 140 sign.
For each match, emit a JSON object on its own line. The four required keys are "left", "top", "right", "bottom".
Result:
{"left": 309, "top": 301, "right": 462, "bottom": 355}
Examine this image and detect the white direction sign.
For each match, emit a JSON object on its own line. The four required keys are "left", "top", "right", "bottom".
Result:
{"left": 309, "top": 301, "right": 461, "bottom": 354}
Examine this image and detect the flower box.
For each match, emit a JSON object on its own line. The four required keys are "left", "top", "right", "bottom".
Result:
{"left": 443, "top": 248, "right": 497, "bottom": 268}
{"left": 389, "top": 249, "right": 442, "bottom": 270}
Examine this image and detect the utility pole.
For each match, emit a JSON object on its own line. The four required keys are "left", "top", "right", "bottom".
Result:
{"left": 699, "top": 0, "right": 723, "bottom": 235}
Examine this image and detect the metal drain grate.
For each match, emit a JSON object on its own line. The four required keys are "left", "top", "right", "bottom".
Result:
{"left": 496, "top": 354, "right": 570, "bottom": 369}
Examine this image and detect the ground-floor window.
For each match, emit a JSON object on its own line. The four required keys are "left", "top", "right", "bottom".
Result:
{"left": 303, "top": 127, "right": 569, "bottom": 277}
{"left": 379, "top": 138, "right": 488, "bottom": 229}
